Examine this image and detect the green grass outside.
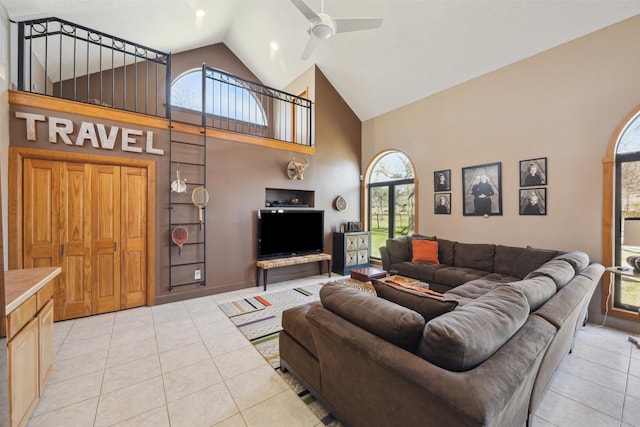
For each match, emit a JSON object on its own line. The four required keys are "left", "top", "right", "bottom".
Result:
{"left": 620, "top": 248, "right": 640, "bottom": 308}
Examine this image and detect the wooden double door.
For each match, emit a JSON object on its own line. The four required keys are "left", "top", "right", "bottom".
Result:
{"left": 23, "top": 159, "right": 148, "bottom": 321}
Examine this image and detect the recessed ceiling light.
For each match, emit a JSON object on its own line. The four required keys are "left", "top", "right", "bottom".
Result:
{"left": 195, "top": 10, "right": 205, "bottom": 17}
{"left": 270, "top": 42, "right": 279, "bottom": 51}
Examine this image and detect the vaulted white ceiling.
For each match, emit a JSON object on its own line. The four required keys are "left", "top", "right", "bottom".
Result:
{"left": 2, "top": 0, "right": 640, "bottom": 121}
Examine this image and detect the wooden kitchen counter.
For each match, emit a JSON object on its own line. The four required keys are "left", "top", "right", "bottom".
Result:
{"left": 5, "top": 267, "right": 61, "bottom": 314}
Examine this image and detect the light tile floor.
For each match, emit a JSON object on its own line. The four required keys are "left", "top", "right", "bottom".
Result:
{"left": 22, "top": 274, "right": 640, "bottom": 427}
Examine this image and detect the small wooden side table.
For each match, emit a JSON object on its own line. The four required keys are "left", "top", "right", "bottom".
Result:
{"left": 605, "top": 266, "right": 640, "bottom": 346}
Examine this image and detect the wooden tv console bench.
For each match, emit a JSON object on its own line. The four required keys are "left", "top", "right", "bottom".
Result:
{"left": 256, "top": 253, "right": 332, "bottom": 291}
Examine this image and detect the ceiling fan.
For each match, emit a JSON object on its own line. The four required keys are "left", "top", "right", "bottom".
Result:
{"left": 290, "top": 0, "right": 383, "bottom": 60}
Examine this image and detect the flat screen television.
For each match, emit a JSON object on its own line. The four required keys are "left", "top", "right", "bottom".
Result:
{"left": 257, "top": 209, "right": 324, "bottom": 260}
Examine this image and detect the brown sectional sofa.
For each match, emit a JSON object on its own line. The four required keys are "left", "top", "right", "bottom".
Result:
{"left": 279, "top": 236, "right": 604, "bottom": 427}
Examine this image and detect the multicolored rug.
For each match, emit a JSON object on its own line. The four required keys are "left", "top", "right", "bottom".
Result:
{"left": 219, "top": 280, "right": 375, "bottom": 426}
{"left": 218, "top": 284, "right": 322, "bottom": 369}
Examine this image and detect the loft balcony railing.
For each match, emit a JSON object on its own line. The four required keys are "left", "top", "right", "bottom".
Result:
{"left": 15, "top": 17, "right": 313, "bottom": 147}
{"left": 17, "top": 17, "right": 171, "bottom": 117}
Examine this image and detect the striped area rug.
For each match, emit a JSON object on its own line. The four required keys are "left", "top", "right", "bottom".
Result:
{"left": 219, "top": 285, "right": 321, "bottom": 369}
{"left": 219, "top": 281, "right": 354, "bottom": 426}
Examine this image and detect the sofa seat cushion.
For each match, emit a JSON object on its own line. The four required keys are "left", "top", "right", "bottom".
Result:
{"left": 525, "top": 259, "right": 575, "bottom": 290}
{"left": 509, "top": 276, "right": 557, "bottom": 312}
{"left": 390, "top": 261, "right": 447, "bottom": 283}
{"left": 418, "top": 285, "right": 530, "bottom": 371}
{"left": 319, "top": 283, "right": 426, "bottom": 352}
{"left": 372, "top": 280, "right": 458, "bottom": 321}
{"left": 445, "top": 279, "right": 499, "bottom": 301}
{"left": 282, "top": 302, "right": 321, "bottom": 357}
{"left": 432, "top": 266, "right": 490, "bottom": 288}
{"left": 481, "top": 272, "right": 520, "bottom": 283}
{"left": 454, "top": 243, "right": 496, "bottom": 272}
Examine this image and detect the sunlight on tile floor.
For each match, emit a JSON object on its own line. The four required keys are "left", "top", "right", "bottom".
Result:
{"left": 23, "top": 275, "right": 640, "bottom": 426}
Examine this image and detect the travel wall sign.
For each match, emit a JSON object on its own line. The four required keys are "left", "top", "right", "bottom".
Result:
{"left": 15, "top": 111, "right": 165, "bottom": 156}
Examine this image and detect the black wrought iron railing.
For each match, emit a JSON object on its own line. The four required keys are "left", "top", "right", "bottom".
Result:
{"left": 200, "top": 65, "right": 312, "bottom": 146}
{"left": 17, "top": 17, "right": 171, "bottom": 117}
{"left": 15, "top": 17, "right": 313, "bottom": 147}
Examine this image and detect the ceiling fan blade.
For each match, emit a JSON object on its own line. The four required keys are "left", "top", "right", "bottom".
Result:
{"left": 334, "top": 18, "right": 382, "bottom": 34}
{"left": 290, "top": 0, "right": 320, "bottom": 22}
{"left": 301, "top": 36, "right": 321, "bottom": 60}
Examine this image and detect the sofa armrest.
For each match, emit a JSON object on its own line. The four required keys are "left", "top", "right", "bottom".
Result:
{"left": 379, "top": 246, "right": 391, "bottom": 271}
{"left": 307, "top": 304, "right": 555, "bottom": 427}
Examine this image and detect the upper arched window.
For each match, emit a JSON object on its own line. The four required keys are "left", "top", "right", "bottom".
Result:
{"left": 366, "top": 151, "right": 416, "bottom": 259}
{"left": 171, "top": 69, "right": 267, "bottom": 126}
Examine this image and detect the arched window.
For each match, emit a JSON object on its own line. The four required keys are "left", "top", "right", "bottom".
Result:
{"left": 612, "top": 111, "right": 640, "bottom": 312}
{"left": 171, "top": 69, "right": 267, "bottom": 126}
{"left": 366, "top": 151, "right": 417, "bottom": 259}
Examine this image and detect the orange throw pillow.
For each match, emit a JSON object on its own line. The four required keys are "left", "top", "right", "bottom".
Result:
{"left": 412, "top": 239, "right": 439, "bottom": 264}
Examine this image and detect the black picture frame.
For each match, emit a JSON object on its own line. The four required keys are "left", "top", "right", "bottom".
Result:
{"left": 519, "top": 188, "right": 547, "bottom": 215}
{"left": 519, "top": 157, "right": 547, "bottom": 187}
{"left": 462, "top": 162, "right": 502, "bottom": 216}
{"left": 434, "top": 169, "right": 451, "bottom": 192}
{"left": 434, "top": 193, "right": 451, "bottom": 215}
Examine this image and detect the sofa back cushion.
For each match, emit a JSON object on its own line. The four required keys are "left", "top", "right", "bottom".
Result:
{"left": 436, "top": 239, "right": 457, "bottom": 265}
{"left": 453, "top": 243, "right": 496, "bottom": 272}
{"left": 386, "top": 236, "right": 411, "bottom": 264}
{"left": 509, "top": 277, "right": 557, "bottom": 311}
{"left": 525, "top": 259, "right": 575, "bottom": 290}
{"left": 512, "top": 247, "right": 558, "bottom": 279}
{"left": 372, "top": 280, "right": 457, "bottom": 321}
{"left": 494, "top": 245, "right": 527, "bottom": 276}
{"left": 320, "top": 283, "right": 426, "bottom": 352}
{"left": 418, "top": 285, "right": 529, "bottom": 371}
{"left": 553, "top": 251, "right": 589, "bottom": 273}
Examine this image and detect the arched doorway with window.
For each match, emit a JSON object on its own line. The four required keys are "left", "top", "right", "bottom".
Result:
{"left": 364, "top": 150, "right": 418, "bottom": 260}
{"left": 603, "top": 106, "right": 640, "bottom": 322}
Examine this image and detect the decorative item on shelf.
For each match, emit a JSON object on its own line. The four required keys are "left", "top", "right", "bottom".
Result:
{"left": 287, "top": 158, "right": 309, "bottom": 180}
{"left": 170, "top": 163, "right": 187, "bottom": 193}
{"left": 192, "top": 186, "right": 209, "bottom": 230}
{"left": 334, "top": 195, "right": 347, "bottom": 211}
{"left": 290, "top": 196, "right": 300, "bottom": 205}
{"left": 625, "top": 217, "right": 640, "bottom": 272}
{"left": 171, "top": 226, "right": 188, "bottom": 255}
{"left": 347, "top": 221, "right": 362, "bottom": 232}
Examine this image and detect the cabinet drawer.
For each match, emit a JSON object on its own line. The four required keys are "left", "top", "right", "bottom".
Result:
{"left": 7, "top": 294, "right": 37, "bottom": 340}
{"left": 36, "top": 281, "right": 54, "bottom": 311}
{"left": 345, "top": 251, "right": 358, "bottom": 266}
{"left": 356, "top": 234, "right": 369, "bottom": 249}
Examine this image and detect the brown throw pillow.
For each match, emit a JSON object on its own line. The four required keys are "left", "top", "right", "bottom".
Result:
{"left": 372, "top": 280, "right": 458, "bottom": 322}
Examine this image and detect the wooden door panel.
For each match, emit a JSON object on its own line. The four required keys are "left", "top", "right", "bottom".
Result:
{"left": 23, "top": 159, "right": 59, "bottom": 269}
{"left": 58, "top": 163, "right": 92, "bottom": 320}
{"left": 91, "top": 165, "right": 121, "bottom": 314}
{"left": 121, "top": 167, "right": 147, "bottom": 308}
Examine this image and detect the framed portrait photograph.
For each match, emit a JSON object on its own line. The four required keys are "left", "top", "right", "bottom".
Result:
{"left": 434, "top": 169, "right": 451, "bottom": 192}
{"left": 519, "top": 188, "right": 546, "bottom": 215}
{"left": 520, "top": 157, "right": 547, "bottom": 187}
{"left": 462, "top": 162, "right": 502, "bottom": 216}
{"left": 434, "top": 193, "right": 451, "bottom": 215}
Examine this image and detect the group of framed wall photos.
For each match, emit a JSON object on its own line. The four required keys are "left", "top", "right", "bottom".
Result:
{"left": 519, "top": 157, "right": 547, "bottom": 216}
{"left": 433, "top": 157, "right": 547, "bottom": 216}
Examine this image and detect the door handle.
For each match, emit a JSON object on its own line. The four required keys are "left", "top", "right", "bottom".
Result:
{"left": 61, "top": 244, "right": 65, "bottom": 256}
{"left": 114, "top": 242, "right": 118, "bottom": 252}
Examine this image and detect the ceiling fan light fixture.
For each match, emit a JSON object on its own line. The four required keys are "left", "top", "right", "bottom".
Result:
{"left": 309, "top": 13, "right": 336, "bottom": 39}
{"left": 310, "top": 23, "right": 334, "bottom": 39}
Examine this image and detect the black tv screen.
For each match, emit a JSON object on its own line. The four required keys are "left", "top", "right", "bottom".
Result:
{"left": 258, "top": 209, "right": 324, "bottom": 260}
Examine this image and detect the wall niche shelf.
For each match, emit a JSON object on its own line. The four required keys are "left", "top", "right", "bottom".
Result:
{"left": 265, "top": 188, "right": 315, "bottom": 208}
